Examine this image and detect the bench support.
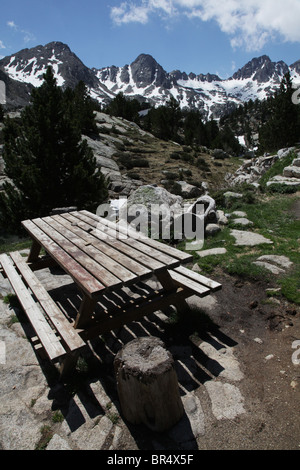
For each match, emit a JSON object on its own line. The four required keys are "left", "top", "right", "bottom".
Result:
{"left": 156, "top": 270, "right": 189, "bottom": 315}
{"left": 75, "top": 296, "right": 97, "bottom": 329}
{"left": 59, "top": 350, "right": 81, "bottom": 378}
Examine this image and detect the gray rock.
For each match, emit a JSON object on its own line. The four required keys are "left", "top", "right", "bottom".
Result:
{"left": 196, "top": 247, "right": 227, "bottom": 257}
{"left": 292, "top": 158, "right": 300, "bottom": 167}
{"left": 230, "top": 211, "right": 248, "bottom": 218}
{"left": 256, "top": 255, "right": 293, "bottom": 269}
{"left": 283, "top": 165, "right": 300, "bottom": 179}
{"left": 46, "top": 434, "right": 72, "bottom": 450}
{"left": 177, "top": 181, "right": 204, "bottom": 199}
{"left": 277, "top": 147, "right": 296, "bottom": 159}
{"left": 123, "top": 185, "right": 183, "bottom": 238}
{"left": 232, "top": 217, "right": 253, "bottom": 227}
{"left": 204, "top": 382, "right": 246, "bottom": 420}
{"left": 253, "top": 261, "right": 285, "bottom": 275}
{"left": 205, "top": 223, "right": 221, "bottom": 236}
{"left": 199, "top": 341, "right": 244, "bottom": 382}
{"left": 230, "top": 229, "right": 273, "bottom": 246}
{"left": 266, "top": 175, "right": 300, "bottom": 187}
{"left": 186, "top": 293, "right": 219, "bottom": 316}
{"left": 192, "top": 263, "right": 202, "bottom": 272}
{"left": 168, "top": 392, "right": 205, "bottom": 447}
{"left": 126, "top": 185, "right": 182, "bottom": 210}
{"left": 216, "top": 210, "right": 228, "bottom": 225}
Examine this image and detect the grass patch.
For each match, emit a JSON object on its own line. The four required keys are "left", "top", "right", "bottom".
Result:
{"left": 192, "top": 193, "right": 300, "bottom": 304}
{"left": 3, "top": 293, "right": 20, "bottom": 309}
{"left": 35, "top": 425, "right": 53, "bottom": 451}
{"left": 52, "top": 410, "right": 64, "bottom": 424}
{"left": 278, "top": 264, "right": 300, "bottom": 305}
{"left": 0, "top": 237, "right": 31, "bottom": 254}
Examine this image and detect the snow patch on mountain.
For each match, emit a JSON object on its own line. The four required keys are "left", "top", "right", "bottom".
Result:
{"left": 5, "top": 54, "right": 65, "bottom": 87}
{"left": 1, "top": 42, "right": 300, "bottom": 118}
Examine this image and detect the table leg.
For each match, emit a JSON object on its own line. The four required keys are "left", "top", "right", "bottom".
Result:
{"left": 156, "top": 270, "right": 189, "bottom": 315}
{"left": 59, "top": 351, "right": 80, "bottom": 379}
{"left": 27, "top": 239, "right": 42, "bottom": 263}
{"left": 74, "top": 295, "right": 97, "bottom": 329}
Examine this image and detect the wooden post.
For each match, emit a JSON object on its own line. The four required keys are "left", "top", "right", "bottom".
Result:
{"left": 59, "top": 351, "right": 80, "bottom": 379}
{"left": 114, "top": 337, "right": 184, "bottom": 432}
{"left": 74, "top": 295, "right": 96, "bottom": 329}
{"left": 156, "top": 270, "right": 189, "bottom": 315}
{"left": 27, "top": 240, "right": 42, "bottom": 263}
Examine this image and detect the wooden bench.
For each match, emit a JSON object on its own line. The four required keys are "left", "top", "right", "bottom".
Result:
{"left": 168, "top": 266, "right": 222, "bottom": 297}
{"left": 0, "top": 251, "right": 86, "bottom": 378}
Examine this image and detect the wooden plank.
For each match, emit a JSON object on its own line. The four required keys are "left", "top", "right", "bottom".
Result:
{"left": 42, "top": 216, "right": 127, "bottom": 287}
{"left": 72, "top": 211, "right": 167, "bottom": 273}
{"left": 81, "top": 210, "right": 193, "bottom": 263}
{"left": 9, "top": 251, "right": 86, "bottom": 353}
{"left": 51, "top": 215, "right": 139, "bottom": 284}
{"left": 168, "top": 269, "right": 211, "bottom": 297}
{"left": 60, "top": 212, "right": 152, "bottom": 278}
{"left": 22, "top": 219, "right": 104, "bottom": 297}
{"left": 32, "top": 217, "right": 120, "bottom": 289}
{"left": 0, "top": 253, "right": 66, "bottom": 361}
{"left": 173, "top": 266, "right": 222, "bottom": 292}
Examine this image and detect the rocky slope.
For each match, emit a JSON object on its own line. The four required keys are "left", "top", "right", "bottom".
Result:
{"left": 0, "top": 110, "right": 242, "bottom": 204}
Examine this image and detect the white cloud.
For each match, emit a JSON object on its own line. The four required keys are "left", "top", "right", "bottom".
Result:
{"left": 110, "top": 0, "right": 176, "bottom": 25}
{"left": 0, "top": 40, "right": 5, "bottom": 49}
{"left": 7, "top": 20, "right": 17, "bottom": 29}
{"left": 6, "top": 20, "right": 36, "bottom": 45}
{"left": 110, "top": 0, "right": 300, "bottom": 50}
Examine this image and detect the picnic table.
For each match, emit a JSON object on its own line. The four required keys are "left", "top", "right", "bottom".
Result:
{"left": 0, "top": 209, "right": 222, "bottom": 377}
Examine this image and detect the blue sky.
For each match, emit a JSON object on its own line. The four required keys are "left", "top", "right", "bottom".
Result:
{"left": 1, "top": 0, "right": 300, "bottom": 78}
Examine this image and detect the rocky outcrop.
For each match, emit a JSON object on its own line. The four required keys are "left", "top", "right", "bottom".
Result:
{"left": 225, "top": 154, "right": 280, "bottom": 186}
{"left": 267, "top": 153, "right": 300, "bottom": 189}
{"left": 226, "top": 147, "right": 300, "bottom": 189}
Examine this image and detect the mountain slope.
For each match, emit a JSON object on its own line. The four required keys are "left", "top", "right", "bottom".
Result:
{"left": 1, "top": 42, "right": 299, "bottom": 118}
{"left": 0, "top": 42, "right": 113, "bottom": 109}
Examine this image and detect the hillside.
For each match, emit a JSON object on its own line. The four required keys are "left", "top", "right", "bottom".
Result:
{"left": 94, "top": 112, "right": 242, "bottom": 194}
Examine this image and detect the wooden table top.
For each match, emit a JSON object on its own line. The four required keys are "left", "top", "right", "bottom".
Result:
{"left": 22, "top": 210, "right": 193, "bottom": 298}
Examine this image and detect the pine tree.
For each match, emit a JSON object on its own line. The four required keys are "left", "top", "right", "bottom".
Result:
{"left": 63, "top": 80, "right": 99, "bottom": 136}
{"left": 0, "top": 67, "right": 108, "bottom": 232}
{"left": 183, "top": 111, "right": 207, "bottom": 146}
{"left": 259, "top": 72, "right": 300, "bottom": 152}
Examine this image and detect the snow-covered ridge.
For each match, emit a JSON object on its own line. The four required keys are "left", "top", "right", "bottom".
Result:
{"left": 1, "top": 42, "right": 300, "bottom": 118}
{"left": 5, "top": 53, "right": 65, "bottom": 87}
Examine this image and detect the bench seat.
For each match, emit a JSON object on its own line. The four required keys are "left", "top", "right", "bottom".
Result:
{"left": 0, "top": 252, "right": 86, "bottom": 377}
{"left": 168, "top": 265, "right": 222, "bottom": 296}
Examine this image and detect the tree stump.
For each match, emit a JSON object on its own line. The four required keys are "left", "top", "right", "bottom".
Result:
{"left": 114, "top": 336, "right": 184, "bottom": 432}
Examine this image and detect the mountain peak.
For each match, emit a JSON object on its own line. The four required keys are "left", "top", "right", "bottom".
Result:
{"left": 130, "top": 53, "right": 169, "bottom": 88}
{"left": 231, "top": 55, "right": 288, "bottom": 83}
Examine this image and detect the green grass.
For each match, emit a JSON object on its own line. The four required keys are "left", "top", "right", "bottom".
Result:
{"left": 192, "top": 193, "right": 300, "bottom": 304}
{"left": 0, "top": 237, "right": 31, "bottom": 254}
